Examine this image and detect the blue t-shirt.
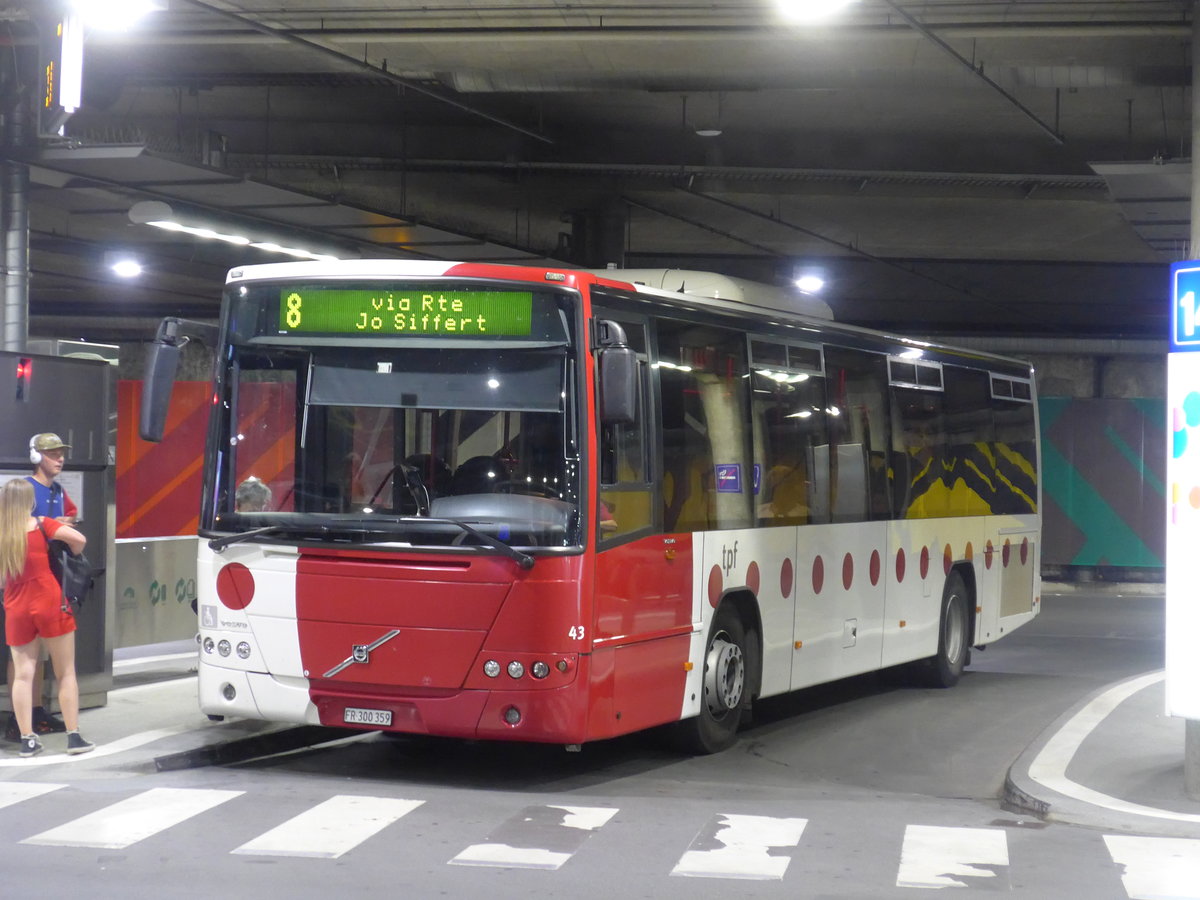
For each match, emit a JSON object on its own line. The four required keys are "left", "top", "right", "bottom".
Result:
{"left": 25, "top": 476, "right": 72, "bottom": 519}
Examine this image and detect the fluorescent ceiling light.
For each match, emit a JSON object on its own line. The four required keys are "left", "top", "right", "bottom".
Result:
{"left": 129, "top": 200, "right": 339, "bottom": 261}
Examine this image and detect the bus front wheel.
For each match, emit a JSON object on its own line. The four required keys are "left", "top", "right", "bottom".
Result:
{"left": 925, "top": 571, "right": 971, "bottom": 688}
{"left": 675, "top": 605, "right": 747, "bottom": 754}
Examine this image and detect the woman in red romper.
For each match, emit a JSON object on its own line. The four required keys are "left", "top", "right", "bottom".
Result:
{"left": 0, "top": 478, "right": 95, "bottom": 758}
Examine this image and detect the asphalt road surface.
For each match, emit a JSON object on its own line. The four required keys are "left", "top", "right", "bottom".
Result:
{"left": 0, "top": 591, "right": 1180, "bottom": 899}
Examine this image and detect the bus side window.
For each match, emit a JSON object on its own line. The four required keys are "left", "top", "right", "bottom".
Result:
{"left": 597, "top": 316, "right": 653, "bottom": 540}
{"left": 824, "top": 346, "right": 892, "bottom": 523}
{"left": 657, "top": 319, "right": 753, "bottom": 532}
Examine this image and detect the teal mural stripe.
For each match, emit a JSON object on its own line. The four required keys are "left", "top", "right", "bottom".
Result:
{"left": 1103, "top": 425, "right": 1165, "bottom": 497}
{"left": 1038, "top": 397, "right": 1068, "bottom": 431}
{"left": 1040, "top": 440, "right": 1161, "bottom": 566}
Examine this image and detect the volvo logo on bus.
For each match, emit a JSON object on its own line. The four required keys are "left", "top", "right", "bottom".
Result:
{"left": 324, "top": 629, "right": 401, "bottom": 678}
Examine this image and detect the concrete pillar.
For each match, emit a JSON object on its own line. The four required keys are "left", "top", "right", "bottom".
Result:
{"left": 1187, "top": 0, "right": 1200, "bottom": 801}
{"left": 1, "top": 159, "right": 30, "bottom": 352}
{"left": 1188, "top": 720, "right": 1200, "bottom": 799}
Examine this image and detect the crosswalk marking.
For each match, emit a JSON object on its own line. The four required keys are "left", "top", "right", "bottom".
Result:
{"left": 0, "top": 783, "right": 65, "bottom": 811}
{"left": 1104, "top": 834, "right": 1200, "bottom": 900}
{"left": 671, "top": 814, "right": 808, "bottom": 880}
{"left": 21, "top": 787, "right": 242, "bottom": 849}
{"left": 232, "top": 795, "right": 423, "bottom": 858}
{"left": 7, "top": 780, "right": 1200, "bottom": 898}
{"left": 450, "top": 804, "right": 618, "bottom": 869}
{"left": 896, "top": 824, "right": 1009, "bottom": 889}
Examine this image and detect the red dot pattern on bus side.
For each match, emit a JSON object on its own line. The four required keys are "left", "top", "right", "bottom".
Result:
{"left": 708, "top": 565, "right": 722, "bottom": 608}
{"left": 216, "top": 562, "right": 254, "bottom": 610}
{"left": 985, "top": 540, "right": 994, "bottom": 569}
{"left": 943, "top": 544, "right": 952, "bottom": 577}
{"left": 965, "top": 542, "right": 974, "bottom": 561}
{"left": 896, "top": 548, "right": 906, "bottom": 583}
{"left": 1020, "top": 536, "right": 1029, "bottom": 566}
{"left": 1003, "top": 539, "right": 1011, "bottom": 567}
{"left": 919, "top": 546, "right": 930, "bottom": 580}
{"left": 812, "top": 555, "right": 825, "bottom": 595}
{"left": 870, "top": 549, "right": 881, "bottom": 586}
{"left": 747, "top": 561, "right": 761, "bottom": 596}
{"left": 842, "top": 552, "right": 854, "bottom": 591}
{"left": 781, "top": 557, "right": 794, "bottom": 598}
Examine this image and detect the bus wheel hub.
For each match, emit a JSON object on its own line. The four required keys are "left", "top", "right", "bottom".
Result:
{"left": 704, "top": 636, "right": 744, "bottom": 716}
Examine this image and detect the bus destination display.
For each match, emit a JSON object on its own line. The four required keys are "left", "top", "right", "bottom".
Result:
{"left": 278, "top": 287, "right": 534, "bottom": 336}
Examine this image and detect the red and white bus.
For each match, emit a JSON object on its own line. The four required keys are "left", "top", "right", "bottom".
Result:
{"left": 141, "top": 259, "right": 1040, "bottom": 753}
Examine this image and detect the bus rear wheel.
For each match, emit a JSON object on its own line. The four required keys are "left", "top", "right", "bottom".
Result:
{"left": 925, "top": 570, "right": 971, "bottom": 688}
{"left": 675, "top": 605, "right": 747, "bottom": 754}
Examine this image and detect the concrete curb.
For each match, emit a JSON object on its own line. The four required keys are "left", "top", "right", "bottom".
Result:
{"left": 153, "top": 725, "right": 357, "bottom": 771}
{"left": 1003, "top": 672, "right": 1200, "bottom": 839}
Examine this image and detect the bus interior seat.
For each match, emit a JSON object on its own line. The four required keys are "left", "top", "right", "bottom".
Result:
{"left": 451, "top": 455, "right": 503, "bottom": 495}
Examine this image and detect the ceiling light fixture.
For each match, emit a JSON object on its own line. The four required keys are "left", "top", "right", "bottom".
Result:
{"left": 777, "top": 0, "right": 857, "bottom": 22}
{"left": 129, "top": 200, "right": 340, "bottom": 262}
{"left": 110, "top": 258, "right": 143, "bottom": 278}
{"left": 794, "top": 274, "right": 825, "bottom": 294}
{"left": 69, "top": 0, "right": 167, "bottom": 30}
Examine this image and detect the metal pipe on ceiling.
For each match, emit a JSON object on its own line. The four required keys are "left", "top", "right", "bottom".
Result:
{"left": 879, "top": 0, "right": 1065, "bottom": 145}
{"left": 90, "top": 23, "right": 1195, "bottom": 46}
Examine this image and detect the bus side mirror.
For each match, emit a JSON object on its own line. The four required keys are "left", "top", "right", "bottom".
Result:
{"left": 140, "top": 340, "right": 180, "bottom": 442}
{"left": 596, "top": 320, "right": 637, "bottom": 426}
{"left": 139, "top": 317, "right": 220, "bottom": 442}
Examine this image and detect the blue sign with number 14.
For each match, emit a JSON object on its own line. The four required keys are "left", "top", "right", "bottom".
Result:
{"left": 1171, "top": 262, "right": 1200, "bottom": 351}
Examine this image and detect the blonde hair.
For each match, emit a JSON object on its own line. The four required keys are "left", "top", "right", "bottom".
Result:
{"left": 0, "top": 479, "right": 33, "bottom": 585}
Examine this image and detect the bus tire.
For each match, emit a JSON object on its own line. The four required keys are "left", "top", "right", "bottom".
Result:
{"left": 674, "top": 605, "right": 747, "bottom": 754}
{"left": 925, "top": 571, "right": 971, "bottom": 688}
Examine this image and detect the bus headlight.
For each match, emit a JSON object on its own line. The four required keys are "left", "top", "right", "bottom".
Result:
{"left": 236, "top": 641, "right": 251, "bottom": 659}
{"left": 203, "top": 637, "right": 215, "bottom": 654}
{"left": 531, "top": 661, "right": 550, "bottom": 679}
{"left": 217, "top": 639, "right": 231, "bottom": 657}
{"left": 507, "top": 661, "right": 525, "bottom": 679}
{"left": 483, "top": 660, "right": 501, "bottom": 678}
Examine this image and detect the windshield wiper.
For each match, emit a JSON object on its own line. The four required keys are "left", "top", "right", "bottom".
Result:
{"left": 204, "top": 519, "right": 534, "bottom": 569}
{"left": 351, "top": 517, "right": 535, "bottom": 569}
{"left": 436, "top": 517, "right": 535, "bottom": 570}
{"left": 206, "top": 525, "right": 299, "bottom": 551}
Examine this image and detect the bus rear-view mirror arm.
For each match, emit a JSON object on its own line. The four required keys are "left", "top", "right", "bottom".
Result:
{"left": 140, "top": 317, "right": 220, "bottom": 442}
{"left": 596, "top": 319, "right": 637, "bottom": 426}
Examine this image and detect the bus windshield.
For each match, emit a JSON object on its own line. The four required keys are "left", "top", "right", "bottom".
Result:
{"left": 207, "top": 317, "right": 581, "bottom": 551}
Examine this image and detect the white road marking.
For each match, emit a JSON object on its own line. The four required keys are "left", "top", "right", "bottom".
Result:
{"left": 450, "top": 804, "right": 618, "bottom": 869}
{"left": 1027, "top": 671, "right": 1200, "bottom": 825}
{"left": 671, "top": 813, "right": 807, "bottom": 880}
{"left": 22, "top": 787, "right": 242, "bottom": 849}
{"left": 232, "top": 795, "right": 422, "bottom": 858}
{"left": 0, "top": 783, "right": 65, "bottom": 809}
{"left": 896, "top": 824, "right": 1008, "bottom": 889}
{"left": 0, "top": 725, "right": 197, "bottom": 768}
{"left": 1104, "top": 834, "right": 1200, "bottom": 900}
{"left": 113, "top": 651, "right": 197, "bottom": 669}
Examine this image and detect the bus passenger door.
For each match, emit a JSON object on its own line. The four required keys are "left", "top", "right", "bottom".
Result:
{"left": 591, "top": 312, "right": 693, "bottom": 735}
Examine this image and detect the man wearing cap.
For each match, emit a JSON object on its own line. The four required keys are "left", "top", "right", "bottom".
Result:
{"left": 3, "top": 433, "right": 76, "bottom": 741}
{"left": 26, "top": 433, "right": 78, "bottom": 524}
